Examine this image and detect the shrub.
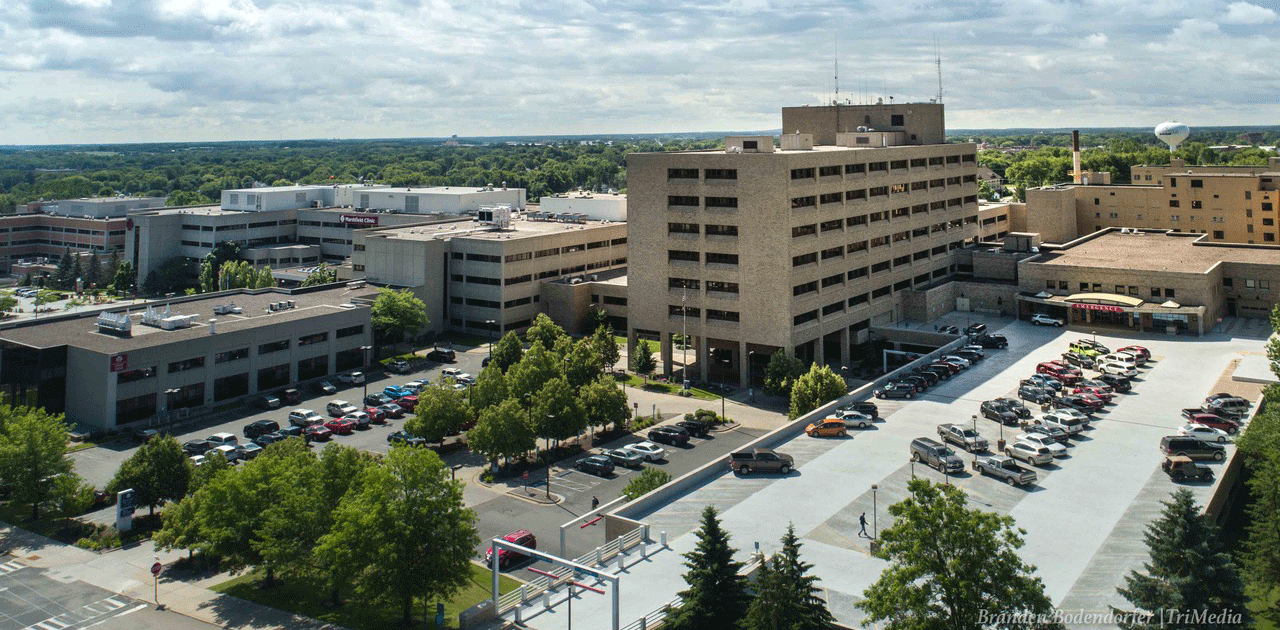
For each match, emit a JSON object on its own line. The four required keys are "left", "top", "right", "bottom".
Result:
{"left": 623, "top": 468, "right": 672, "bottom": 501}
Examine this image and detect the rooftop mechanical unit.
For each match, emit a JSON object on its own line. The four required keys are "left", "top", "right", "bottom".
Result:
{"left": 95, "top": 312, "right": 132, "bottom": 337}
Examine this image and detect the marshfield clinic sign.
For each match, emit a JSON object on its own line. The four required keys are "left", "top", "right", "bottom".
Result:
{"left": 340, "top": 214, "right": 379, "bottom": 227}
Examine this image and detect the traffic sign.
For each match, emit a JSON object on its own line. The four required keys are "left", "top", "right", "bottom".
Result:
{"left": 151, "top": 562, "right": 162, "bottom": 576}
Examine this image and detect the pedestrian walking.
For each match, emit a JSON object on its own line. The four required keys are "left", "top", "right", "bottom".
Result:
{"left": 591, "top": 496, "right": 599, "bottom": 510}
{"left": 858, "top": 512, "right": 868, "bottom": 538}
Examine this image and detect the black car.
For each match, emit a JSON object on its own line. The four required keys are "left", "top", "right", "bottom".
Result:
{"left": 875, "top": 383, "right": 916, "bottom": 399}
{"left": 675, "top": 419, "right": 710, "bottom": 438}
{"left": 954, "top": 350, "right": 983, "bottom": 364}
{"left": 1097, "top": 374, "right": 1132, "bottom": 392}
{"left": 648, "top": 425, "right": 691, "bottom": 446}
{"left": 1018, "top": 385, "right": 1053, "bottom": 405}
{"left": 426, "top": 348, "right": 456, "bottom": 362}
{"left": 971, "top": 333, "right": 1008, "bottom": 349}
{"left": 575, "top": 455, "right": 615, "bottom": 476}
{"left": 277, "top": 424, "right": 304, "bottom": 438}
{"left": 387, "top": 431, "right": 428, "bottom": 447}
{"left": 911, "top": 369, "right": 939, "bottom": 386}
{"left": 939, "top": 325, "right": 960, "bottom": 335}
{"left": 1060, "top": 352, "right": 1096, "bottom": 370}
{"left": 244, "top": 419, "right": 282, "bottom": 439}
{"left": 965, "top": 323, "right": 988, "bottom": 336}
{"left": 1025, "top": 423, "right": 1070, "bottom": 444}
{"left": 921, "top": 365, "right": 952, "bottom": 381}
{"left": 313, "top": 380, "right": 337, "bottom": 395}
{"left": 837, "top": 401, "right": 879, "bottom": 418}
{"left": 278, "top": 388, "right": 302, "bottom": 404}
{"left": 254, "top": 432, "right": 286, "bottom": 447}
{"left": 994, "top": 397, "right": 1032, "bottom": 419}
{"left": 183, "top": 439, "right": 213, "bottom": 456}
{"left": 1053, "top": 395, "right": 1098, "bottom": 415}
{"left": 364, "top": 393, "right": 393, "bottom": 407}
{"left": 898, "top": 375, "right": 929, "bottom": 392}
{"left": 980, "top": 400, "right": 1019, "bottom": 425}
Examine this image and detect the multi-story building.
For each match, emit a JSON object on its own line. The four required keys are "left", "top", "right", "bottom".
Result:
{"left": 17, "top": 196, "right": 166, "bottom": 218}
{"left": 0, "top": 213, "right": 128, "bottom": 275}
{"left": 352, "top": 213, "right": 628, "bottom": 337}
{"left": 625, "top": 104, "right": 980, "bottom": 385}
{"left": 0, "top": 285, "right": 373, "bottom": 431}
{"left": 1024, "top": 157, "right": 1280, "bottom": 244}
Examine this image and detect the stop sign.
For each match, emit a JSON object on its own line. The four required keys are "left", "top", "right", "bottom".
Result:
{"left": 151, "top": 562, "right": 162, "bottom": 576}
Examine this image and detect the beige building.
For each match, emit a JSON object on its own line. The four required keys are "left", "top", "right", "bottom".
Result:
{"left": 1024, "top": 157, "right": 1280, "bottom": 245}
{"left": 352, "top": 215, "right": 627, "bottom": 337}
{"left": 626, "top": 104, "right": 980, "bottom": 386}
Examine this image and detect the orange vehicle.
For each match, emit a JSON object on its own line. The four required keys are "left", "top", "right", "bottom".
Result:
{"left": 805, "top": 419, "right": 848, "bottom": 438}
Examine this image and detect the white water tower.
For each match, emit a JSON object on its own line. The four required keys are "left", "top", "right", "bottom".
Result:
{"left": 1155, "top": 121, "right": 1190, "bottom": 152}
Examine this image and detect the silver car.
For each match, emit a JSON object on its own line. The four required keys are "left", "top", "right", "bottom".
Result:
{"left": 1005, "top": 441, "right": 1054, "bottom": 466}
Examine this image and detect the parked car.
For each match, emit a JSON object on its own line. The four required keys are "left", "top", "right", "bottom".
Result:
{"left": 910, "top": 369, "right": 939, "bottom": 386}
{"left": 964, "top": 323, "right": 987, "bottom": 336}
{"left": 1018, "top": 384, "right": 1053, "bottom": 404}
{"left": 575, "top": 455, "right": 615, "bottom": 476}
{"left": 1036, "top": 362, "right": 1080, "bottom": 385}
{"left": 940, "top": 355, "right": 971, "bottom": 368}
{"left": 897, "top": 375, "right": 929, "bottom": 392}
{"left": 236, "top": 442, "right": 264, "bottom": 461}
{"left": 1205, "top": 392, "right": 1244, "bottom": 404}
{"left": 806, "top": 419, "right": 849, "bottom": 438}
{"left": 278, "top": 388, "right": 301, "bottom": 404}
{"left": 1101, "top": 353, "right": 1138, "bottom": 370}
{"left": 1060, "top": 351, "right": 1096, "bottom": 369}
{"left": 345, "top": 411, "right": 372, "bottom": 430}
{"left": 404, "top": 379, "right": 429, "bottom": 392}
{"left": 1023, "top": 373, "right": 1063, "bottom": 391}
{"left": 1053, "top": 394, "right": 1101, "bottom": 414}
{"left": 835, "top": 411, "right": 874, "bottom": 429}
{"left": 254, "top": 394, "right": 281, "bottom": 409}
{"left": 1096, "top": 373, "right": 1132, "bottom": 392}
{"left": 1015, "top": 433, "right": 1067, "bottom": 457}
{"left": 386, "top": 359, "right": 412, "bottom": 374}
{"left": 304, "top": 425, "right": 333, "bottom": 441}
{"left": 954, "top": 350, "right": 983, "bottom": 364}
{"left": 909, "top": 437, "right": 964, "bottom": 473}
{"left": 604, "top": 448, "right": 644, "bottom": 469}
{"left": 973, "top": 454, "right": 1038, "bottom": 486}
{"left": 836, "top": 401, "right": 879, "bottom": 418}
{"left": 648, "top": 425, "right": 690, "bottom": 446}
{"left": 937, "top": 423, "right": 988, "bottom": 452}
{"left": 427, "top": 348, "right": 457, "bottom": 362}
{"left": 980, "top": 400, "right": 1019, "bottom": 425}
{"left": 208, "top": 431, "right": 240, "bottom": 446}
{"left": 1073, "top": 386, "right": 1114, "bottom": 403}
{"left": 395, "top": 395, "right": 418, "bottom": 412}
{"left": 324, "top": 417, "right": 356, "bottom": 435}
{"left": 364, "top": 393, "right": 393, "bottom": 407}
{"left": 1114, "top": 349, "right": 1147, "bottom": 366}
{"left": 972, "top": 333, "right": 1009, "bottom": 349}
{"left": 133, "top": 428, "right": 162, "bottom": 442}
{"left": 1077, "top": 378, "right": 1114, "bottom": 393}
{"left": 387, "top": 430, "right": 426, "bottom": 446}
{"left": 313, "top": 380, "right": 337, "bottom": 395}
{"left": 384, "top": 385, "right": 414, "bottom": 400}
{"left": 1118, "top": 345, "right": 1150, "bottom": 360}
{"left": 921, "top": 365, "right": 953, "bottom": 380}
{"left": 939, "top": 325, "right": 960, "bottom": 334}
{"left": 327, "top": 400, "right": 358, "bottom": 417}
{"left": 288, "top": 409, "right": 324, "bottom": 427}
{"left": 675, "top": 418, "right": 710, "bottom": 438}
{"left": 1159, "top": 435, "right": 1226, "bottom": 461}
{"left": 1178, "top": 423, "right": 1231, "bottom": 443}
{"left": 1040, "top": 409, "right": 1089, "bottom": 435}
{"left": 1203, "top": 397, "right": 1249, "bottom": 417}
{"left": 377, "top": 403, "right": 405, "bottom": 419}
{"left": 994, "top": 397, "right": 1033, "bottom": 419}
{"left": 1024, "top": 423, "right": 1070, "bottom": 444}
{"left": 253, "top": 432, "right": 285, "bottom": 447}
{"left": 1005, "top": 440, "right": 1054, "bottom": 466}
{"left": 729, "top": 448, "right": 794, "bottom": 475}
{"left": 441, "top": 367, "right": 465, "bottom": 378}
{"left": 623, "top": 441, "right": 666, "bottom": 461}
{"left": 1070, "top": 339, "right": 1110, "bottom": 356}
{"left": 1047, "top": 360, "right": 1084, "bottom": 378}
{"left": 485, "top": 529, "right": 535, "bottom": 569}
{"left": 875, "top": 383, "right": 916, "bottom": 399}
{"left": 1030, "top": 313, "right": 1064, "bottom": 326}
{"left": 1162, "top": 455, "right": 1214, "bottom": 481}
{"left": 1184, "top": 412, "right": 1240, "bottom": 435}
{"left": 364, "top": 406, "right": 387, "bottom": 423}
{"left": 278, "top": 425, "right": 303, "bottom": 438}
{"left": 930, "top": 361, "right": 961, "bottom": 374}
{"left": 183, "top": 439, "right": 213, "bottom": 456}
{"left": 1097, "top": 362, "right": 1137, "bottom": 378}
{"left": 243, "top": 420, "right": 279, "bottom": 440}
{"left": 337, "top": 371, "right": 365, "bottom": 385}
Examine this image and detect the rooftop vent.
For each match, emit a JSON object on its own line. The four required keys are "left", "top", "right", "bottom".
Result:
{"left": 96, "top": 312, "right": 132, "bottom": 337}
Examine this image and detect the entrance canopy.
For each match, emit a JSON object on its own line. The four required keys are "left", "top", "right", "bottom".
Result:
{"left": 1063, "top": 293, "right": 1145, "bottom": 308}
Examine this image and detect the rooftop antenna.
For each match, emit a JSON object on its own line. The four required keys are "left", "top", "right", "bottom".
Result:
{"left": 834, "top": 33, "right": 841, "bottom": 134}
{"left": 935, "top": 37, "right": 944, "bottom": 104}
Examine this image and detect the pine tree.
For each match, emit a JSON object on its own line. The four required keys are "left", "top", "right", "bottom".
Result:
{"left": 744, "top": 523, "right": 835, "bottom": 630}
{"left": 54, "top": 246, "right": 75, "bottom": 289}
{"left": 665, "top": 506, "right": 749, "bottom": 630}
{"left": 1114, "top": 489, "right": 1250, "bottom": 629}
{"left": 83, "top": 249, "right": 101, "bottom": 289}
{"left": 630, "top": 339, "right": 656, "bottom": 381}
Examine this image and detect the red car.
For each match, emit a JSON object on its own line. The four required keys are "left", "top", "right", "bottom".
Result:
{"left": 1047, "top": 360, "right": 1083, "bottom": 376}
{"left": 304, "top": 425, "right": 332, "bottom": 441}
{"left": 395, "top": 395, "right": 419, "bottom": 412}
{"left": 1188, "top": 413, "right": 1241, "bottom": 435}
{"left": 1037, "top": 362, "right": 1081, "bottom": 385}
{"left": 1118, "top": 345, "right": 1150, "bottom": 360}
{"left": 376, "top": 403, "right": 405, "bottom": 419}
{"left": 930, "top": 361, "right": 961, "bottom": 374}
{"left": 485, "top": 529, "right": 537, "bottom": 569}
{"left": 324, "top": 418, "right": 356, "bottom": 435}
{"left": 1073, "top": 386, "right": 1113, "bottom": 403}
{"left": 365, "top": 406, "right": 387, "bottom": 423}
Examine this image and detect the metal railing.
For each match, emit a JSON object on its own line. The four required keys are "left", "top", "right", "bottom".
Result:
{"left": 619, "top": 597, "right": 682, "bottom": 630}
{"left": 497, "top": 526, "right": 651, "bottom": 615}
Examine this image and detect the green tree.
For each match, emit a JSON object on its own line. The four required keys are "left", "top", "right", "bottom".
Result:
{"left": 152, "top": 490, "right": 205, "bottom": 561}
{"left": 469, "top": 364, "right": 509, "bottom": 415}
{"left": 107, "top": 435, "right": 191, "bottom": 517}
{"left": 0, "top": 405, "right": 81, "bottom": 520}
{"left": 742, "top": 524, "right": 834, "bottom": 630}
{"left": 859, "top": 478, "right": 1057, "bottom": 630}
{"left": 590, "top": 325, "right": 620, "bottom": 373}
{"left": 587, "top": 306, "right": 609, "bottom": 332}
{"left": 563, "top": 339, "right": 601, "bottom": 391}
{"left": 300, "top": 263, "right": 337, "bottom": 287}
{"left": 507, "top": 341, "right": 560, "bottom": 402}
{"left": 54, "top": 246, "right": 77, "bottom": 290}
{"left": 630, "top": 339, "right": 656, "bottom": 381}
{"left": 83, "top": 249, "right": 102, "bottom": 288}
{"left": 621, "top": 467, "right": 671, "bottom": 501}
{"left": 1114, "top": 489, "right": 1250, "bottom": 629}
{"left": 788, "top": 364, "right": 846, "bottom": 419}
{"left": 370, "top": 288, "right": 429, "bottom": 352}
{"left": 21, "top": 272, "right": 32, "bottom": 287}
{"left": 763, "top": 350, "right": 804, "bottom": 397}
{"left": 317, "top": 446, "right": 478, "bottom": 626}
{"left": 199, "top": 241, "right": 242, "bottom": 292}
{"left": 665, "top": 506, "right": 749, "bottom": 630}
{"left": 105, "top": 250, "right": 121, "bottom": 289}
{"left": 1240, "top": 442, "right": 1280, "bottom": 626}
{"left": 0, "top": 293, "right": 17, "bottom": 312}
{"left": 112, "top": 260, "right": 135, "bottom": 294}
{"left": 531, "top": 377, "right": 586, "bottom": 446}
{"left": 579, "top": 374, "right": 631, "bottom": 435}
{"left": 490, "top": 331, "right": 524, "bottom": 373}
{"left": 166, "top": 190, "right": 215, "bottom": 206}
{"left": 467, "top": 398, "right": 536, "bottom": 468}
{"left": 405, "top": 383, "right": 474, "bottom": 442}
{"left": 524, "top": 313, "right": 566, "bottom": 351}
{"left": 188, "top": 448, "right": 231, "bottom": 493}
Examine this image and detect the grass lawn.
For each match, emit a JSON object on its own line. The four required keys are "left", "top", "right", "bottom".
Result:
{"left": 616, "top": 374, "right": 719, "bottom": 401}
{"left": 212, "top": 562, "right": 521, "bottom": 629}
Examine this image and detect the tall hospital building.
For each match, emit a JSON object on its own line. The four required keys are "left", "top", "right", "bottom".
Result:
{"left": 626, "top": 104, "right": 982, "bottom": 386}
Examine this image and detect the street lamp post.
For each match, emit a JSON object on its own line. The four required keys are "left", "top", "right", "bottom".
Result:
{"left": 450, "top": 463, "right": 463, "bottom": 481}
{"left": 485, "top": 320, "right": 496, "bottom": 359}
{"left": 871, "top": 484, "right": 879, "bottom": 539}
{"left": 1092, "top": 330, "right": 1097, "bottom": 348}
{"left": 747, "top": 350, "right": 755, "bottom": 402}
{"left": 360, "top": 345, "right": 373, "bottom": 402}
{"left": 544, "top": 414, "right": 554, "bottom": 500}
{"left": 840, "top": 365, "right": 850, "bottom": 392}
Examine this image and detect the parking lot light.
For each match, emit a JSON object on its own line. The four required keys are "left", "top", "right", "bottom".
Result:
{"left": 450, "top": 463, "right": 463, "bottom": 481}
{"left": 871, "top": 484, "right": 878, "bottom": 540}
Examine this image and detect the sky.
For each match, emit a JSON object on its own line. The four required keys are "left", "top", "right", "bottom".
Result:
{"left": 1, "top": 0, "right": 1278, "bottom": 145}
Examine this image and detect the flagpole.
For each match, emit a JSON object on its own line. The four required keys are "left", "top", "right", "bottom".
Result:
{"left": 681, "top": 291, "right": 687, "bottom": 388}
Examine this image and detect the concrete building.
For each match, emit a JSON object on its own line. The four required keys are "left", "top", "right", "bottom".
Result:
{"left": 0, "top": 285, "right": 372, "bottom": 431}
{"left": 219, "top": 183, "right": 526, "bottom": 215}
{"left": 1014, "top": 228, "right": 1280, "bottom": 334}
{"left": 1024, "top": 157, "right": 1280, "bottom": 245}
{"left": 537, "top": 193, "right": 627, "bottom": 222}
{"left": 0, "top": 213, "right": 128, "bottom": 275}
{"left": 18, "top": 196, "right": 166, "bottom": 218}
{"left": 625, "top": 103, "right": 981, "bottom": 386}
{"left": 352, "top": 214, "right": 628, "bottom": 337}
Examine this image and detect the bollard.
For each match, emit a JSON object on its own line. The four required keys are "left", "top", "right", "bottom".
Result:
{"left": 515, "top": 606, "right": 523, "bottom": 624}
{"left": 640, "top": 542, "right": 648, "bottom": 558}
{"left": 519, "top": 585, "right": 527, "bottom": 603}
{"left": 617, "top": 551, "right": 625, "bottom": 571}
{"left": 661, "top": 531, "right": 667, "bottom": 547}
{"left": 544, "top": 592, "right": 552, "bottom": 609}
{"left": 640, "top": 617, "right": 647, "bottom": 630}
{"left": 595, "top": 548, "right": 602, "bottom": 565}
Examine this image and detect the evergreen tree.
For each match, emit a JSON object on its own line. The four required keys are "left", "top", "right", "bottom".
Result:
{"left": 83, "top": 249, "right": 101, "bottom": 288}
{"left": 741, "top": 524, "right": 834, "bottom": 630}
{"left": 665, "top": 506, "right": 749, "bottom": 630}
{"left": 630, "top": 339, "right": 656, "bottom": 381}
{"left": 1114, "top": 489, "right": 1250, "bottom": 629}
{"left": 105, "top": 250, "right": 121, "bottom": 288}
{"left": 54, "top": 246, "right": 76, "bottom": 289}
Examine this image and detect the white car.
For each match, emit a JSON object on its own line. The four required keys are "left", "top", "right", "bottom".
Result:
{"left": 441, "top": 368, "right": 464, "bottom": 378}
{"left": 941, "top": 355, "right": 971, "bottom": 367}
{"left": 338, "top": 371, "right": 365, "bottom": 385}
{"left": 834, "top": 410, "right": 873, "bottom": 428}
{"left": 404, "top": 380, "right": 428, "bottom": 391}
{"left": 1097, "top": 362, "right": 1137, "bottom": 378}
{"left": 1005, "top": 441, "right": 1054, "bottom": 466}
{"left": 1015, "top": 433, "right": 1067, "bottom": 457}
{"left": 288, "top": 409, "right": 324, "bottom": 427}
{"left": 327, "top": 400, "right": 358, "bottom": 417}
{"left": 623, "top": 441, "right": 666, "bottom": 462}
{"left": 206, "top": 432, "right": 238, "bottom": 447}
{"left": 1178, "top": 423, "right": 1231, "bottom": 443}
{"left": 212, "top": 444, "right": 241, "bottom": 463}
{"left": 1030, "top": 314, "right": 1064, "bottom": 327}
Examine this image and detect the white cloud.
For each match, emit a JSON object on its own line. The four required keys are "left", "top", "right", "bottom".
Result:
{"left": 1083, "top": 32, "right": 1108, "bottom": 48}
{"left": 1221, "top": 1, "right": 1278, "bottom": 23}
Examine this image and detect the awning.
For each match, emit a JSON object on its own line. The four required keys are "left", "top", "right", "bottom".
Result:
{"left": 1063, "top": 292, "right": 1145, "bottom": 308}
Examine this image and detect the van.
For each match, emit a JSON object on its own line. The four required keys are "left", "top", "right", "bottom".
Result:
{"left": 909, "top": 437, "right": 964, "bottom": 473}
{"left": 1102, "top": 353, "right": 1136, "bottom": 369}
{"left": 206, "top": 432, "right": 238, "bottom": 447}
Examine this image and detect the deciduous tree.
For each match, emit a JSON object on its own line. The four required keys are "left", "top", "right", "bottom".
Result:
{"left": 506, "top": 341, "right": 560, "bottom": 402}
{"left": 490, "top": 331, "right": 524, "bottom": 373}
{"left": 107, "top": 435, "right": 191, "bottom": 517}
{"left": 665, "top": 506, "right": 749, "bottom": 630}
{"left": 579, "top": 375, "right": 630, "bottom": 435}
{"left": 524, "top": 313, "right": 565, "bottom": 352}
{"left": 788, "top": 363, "right": 846, "bottom": 419}
{"left": 563, "top": 339, "right": 601, "bottom": 391}
{"left": 531, "top": 377, "right": 586, "bottom": 446}
{"left": 467, "top": 398, "right": 536, "bottom": 467}
{"left": 590, "top": 325, "right": 620, "bottom": 373}
{"left": 0, "top": 405, "right": 81, "bottom": 520}
{"left": 370, "top": 288, "right": 429, "bottom": 352}
{"left": 405, "top": 383, "right": 474, "bottom": 442}
{"left": 469, "top": 364, "right": 509, "bottom": 414}
{"left": 763, "top": 350, "right": 804, "bottom": 397}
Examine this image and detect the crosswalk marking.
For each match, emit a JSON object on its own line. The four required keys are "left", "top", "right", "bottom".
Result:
{"left": 20, "top": 596, "right": 134, "bottom": 630}
{"left": 102, "top": 598, "right": 125, "bottom": 610}
{"left": 0, "top": 560, "right": 24, "bottom": 575}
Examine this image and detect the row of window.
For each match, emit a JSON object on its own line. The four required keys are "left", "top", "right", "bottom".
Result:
{"left": 1045, "top": 281, "right": 1178, "bottom": 299}
{"left": 119, "top": 327, "right": 364, "bottom": 386}
{"left": 785, "top": 155, "right": 975, "bottom": 181}
{"left": 1223, "top": 277, "right": 1272, "bottom": 290}
{"left": 793, "top": 211, "right": 974, "bottom": 240}
{"left": 667, "top": 223, "right": 740, "bottom": 236}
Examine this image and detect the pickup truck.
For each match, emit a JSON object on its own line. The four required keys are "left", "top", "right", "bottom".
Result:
{"left": 728, "top": 448, "right": 794, "bottom": 475}
{"left": 972, "top": 455, "right": 1037, "bottom": 486}
{"left": 937, "top": 423, "right": 989, "bottom": 452}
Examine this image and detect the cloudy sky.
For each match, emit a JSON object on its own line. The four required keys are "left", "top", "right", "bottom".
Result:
{"left": 1, "top": 0, "right": 1277, "bottom": 145}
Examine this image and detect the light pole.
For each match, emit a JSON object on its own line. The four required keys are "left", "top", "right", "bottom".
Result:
{"left": 1092, "top": 330, "right": 1097, "bottom": 348}
{"left": 360, "top": 345, "right": 373, "bottom": 402}
{"left": 485, "top": 320, "right": 496, "bottom": 359}
{"left": 871, "top": 484, "right": 879, "bottom": 540}
{"left": 840, "top": 365, "right": 850, "bottom": 392}
{"left": 544, "top": 414, "right": 554, "bottom": 500}
{"left": 747, "top": 350, "right": 756, "bottom": 402}
{"left": 450, "top": 463, "right": 463, "bottom": 481}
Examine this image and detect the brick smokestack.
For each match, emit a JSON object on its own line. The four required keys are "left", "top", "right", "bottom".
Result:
{"left": 1072, "top": 130, "right": 1082, "bottom": 184}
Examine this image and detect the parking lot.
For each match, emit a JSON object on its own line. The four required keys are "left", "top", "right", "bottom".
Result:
{"left": 517, "top": 320, "right": 1265, "bottom": 630}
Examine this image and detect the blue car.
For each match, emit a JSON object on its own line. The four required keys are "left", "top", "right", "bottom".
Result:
{"left": 384, "top": 385, "right": 413, "bottom": 400}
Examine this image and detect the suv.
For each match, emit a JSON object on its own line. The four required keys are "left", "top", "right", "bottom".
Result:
{"left": 964, "top": 323, "right": 987, "bottom": 336}
{"left": 254, "top": 394, "right": 281, "bottom": 409}
{"left": 1036, "top": 362, "right": 1080, "bottom": 385}
{"left": 386, "top": 359, "right": 412, "bottom": 374}
{"left": 243, "top": 420, "right": 280, "bottom": 439}
{"left": 1159, "top": 435, "right": 1226, "bottom": 461}
{"left": 288, "top": 409, "right": 324, "bottom": 427}
{"left": 327, "top": 400, "right": 358, "bottom": 417}
{"left": 909, "top": 437, "right": 964, "bottom": 473}
{"left": 1022, "top": 374, "right": 1063, "bottom": 391}
{"left": 1030, "top": 313, "right": 1064, "bottom": 327}
{"left": 1005, "top": 441, "right": 1054, "bottom": 466}
{"left": 971, "top": 333, "right": 1008, "bottom": 349}
{"left": 1162, "top": 455, "right": 1214, "bottom": 482}
{"left": 875, "top": 383, "right": 916, "bottom": 399}
{"left": 675, "top": 418, "right": 710, "bottom": 438}
{"left": 1040, "top": 409, "right": 1089, "bottom": 435}
{"left": 206, "top": 432, "right": 239, "bottom": 447}
{"left": 485, "top": 529, "right": 536, "bottom": 569}
{"left": 1060, "top": 351, "right": 1096, "bottom": 369}
{"left": 980, "top": 400, "right": 1019, "bottom": 425}
{"left": 427, "top": 348, "right": 457, "bottom": 362}
{"left": 1097, "top": 373, "right": 1132, "bottom": 392}
{"left": 1203, "top": 397, "right": 1249, "bottom": 417}
{"left": 1070, "top": 339, "right": 1110, "bottom": 356}
{"left": 836, "top": 401, "right": 879, "bottom": 419}
{"left": 648, "top": 425, "right": 690, "bottom": 446}
{"left": 1018, "top": 384, "right": 1053, "bottom": 404}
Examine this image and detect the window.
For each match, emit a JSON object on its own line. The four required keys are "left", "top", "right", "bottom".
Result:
{"left": 117, "top": 366, "right": 156, "bottom": 384}
{"left": 790, "top": 168, "right": 815, "bottom": 180}
{"left": 871, "top": 260, "right": 891, "bottom": 273}
{"left": 1170, "top": 215, "right": 1180, "bottom": 222}
{"left": 793, "top": 281, "right": 818, "bottom": 296}
{"left": 1265, "top": 218, "right": 1275, "bottom": 226}
{"left": 668, "top": 222, "right": 700, "bottom": 234}
{"left": 505, "top": 274, "right": 531, "bottom": 285}
{"left": 465, "top": 253, "right": 501, "bottom": 263}
{"left": 336, "top": 324, "right": 364, "bottom": 338}
{"left": 705, "top": 168, "right": 736, "bottom": 180}
{"left": 258, "top": 340, "right": 290, "bottom": 355}
{"left": 742, "top": 140, "right": 758, "bottom": 150}
{"left": 669, "top": 277, "right": 700, "bottom": 290}
{"left": 1169, "top": 200, "right": 1180, "bottom": 208}
{"left": 1214, "top": 231, "right": 1224, "bottom": 239}
{"left": 1165, "top": 288, "right": 1176, "bottom": 298}
{"left": 819, "top": 165, "right": 841, "bottom": 177}
{"left": 1264, "top": 202, "right": 1274, "bottom": 212}
{"left": 706, "top": 309, "right": 739, "bottom": 322}
{"left": 535, "top": 247, "right": 560, "bottom": 258}
{"left": 705, "top": 224, "right": 738, "bottom": 236}
{"left": 791, "top": 196, "right": 816, "bottom": 209}
{"left": 821, "top": 273, "right": 844, "bottom": 288}
{"left": 168, "top": 357, "right": 205, "bottom": 373}
{"left": 868, "top": 161, "right": 888, "bottom": 172}
{"left": 849, "top": 293, "right": 869, "bottom": 306}
{"left": 792, "top": 224, "right": 817, "bottom": 238}
{"left": 668, "top": 168, "right": 699, "bottom": 179}
{"left": 1249, "top": 224, "right": 1255, "bottom": 233}
{"left": 1151, "top": 287, "right": 1162, "bottom": 297}
{"left": 792, "top": 252, "right": 817, "bottom": 266}
{"left": 1169, "top": 177, "right": 1177, "bottom": 187}
{"left": 214, "top": 348, "right": 249, "bottom": 364}
{"left": 504, "top": 296, "right": 532, "bottom": 308}
{"left": 1223, "top": 277, "right": 1233, "bottom": 287}
{"left": 1190, "top": 179, "right": 1203, "bottom": 188}
{"left": 705, "top": 196, "right": 738, "bottom": 209}
{"left": 890, "top": 160, "right": 908, "bottom": 170}
{"left": 668, "top": 195, "right": 699, "bottom": 207}
{"left": 849, "top": 267, "right": 868, "bottom": 279}
{"left": 669, "top": 305, "right": 700, "bottom": 317}
{"left": 1246, "top": 191, "right": 1252, "bottom": 200}
{"left": 820, "top": 219, "right": 843, "bottom": 232}
{"left": 820, "top": 192, "right": 843, "bottom": 205}
{"left": 821, "top": 246, "right": 843, "bottom": 260}
{"left": 1267, "top": 233, "right": 1277, "bottom": 242}
{"left": 298, "top": 332, "right": 328, "bottom": 346}
{"left": 871, "top": 285, "right": 892, "bottom": 299}
{"left": 706, "top": 253, "right": 738, "bottom": 265}
{"left": 668, "top": 250, "right": 700, "bottom": 262}
{"left": 466, "top": 276, "right": 500, "bottom": 285}
{"left": 846, "top": 189, "right": 867, "bottom": 201}
{"left": 845, "top": 163, "right": 866, "bottom": 174}
{"left": 848, "top": 214, "right": 867, "bottom": 226}
{"left": 707, "top": 281, "right": 739, "bottom": 294}
{"left": 793, "top": 310, "right": 818, "bottom": 326}
{"left": 822, "top": 301, "right": 844, "bottom": 315}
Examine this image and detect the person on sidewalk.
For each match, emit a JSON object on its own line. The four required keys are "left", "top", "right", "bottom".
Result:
{"left": 858, "top": 512, "right": 868, "bottom": 538}
{"left": 591, "top": 496, "right": 599, "bottom": 511}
